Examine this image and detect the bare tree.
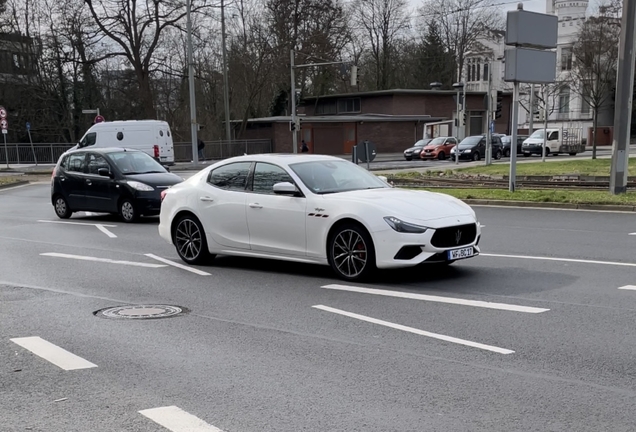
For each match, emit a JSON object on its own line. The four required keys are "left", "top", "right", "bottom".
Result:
{"left": 353, "top": 0, "right": 410, "bottom": 90}
{"left": 83, "top": 0, "right": 211, "bottom": 119}
{"left": 421, "top": 0, "right": 502, "bottom": 83}
{"left": 569, "top": 7, "right": 620, "bottom": 159}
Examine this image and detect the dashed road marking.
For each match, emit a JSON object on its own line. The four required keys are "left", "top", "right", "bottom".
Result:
{"left": 38, "top": 219, "right": 118, "bottom": 238}
{"left": 618, "top": 285, "right": 636, "bottom": 290}
{"left": 95, "top": 224, "right": 117, "bottom": 238}
{"left": 321, "top": 284, "right": 548, "bottom": 313}
{"left": 40, "top": 252, "right": 166, "bottom": 268}
{"left": 313, "top": 305, "right": 515, "bottom": 355}
{"left": 10, "top": 336, "right": 97, "bottom": 371}
{"left": 145, "top": 254, "right": 211, "bottom": 276}
{"left": 139, "top": 406, "right": 224, "bottom": 432}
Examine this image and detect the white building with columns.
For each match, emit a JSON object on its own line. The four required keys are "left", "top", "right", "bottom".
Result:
{"left": 463, "top": 0, "right": 593, "bottom": 135}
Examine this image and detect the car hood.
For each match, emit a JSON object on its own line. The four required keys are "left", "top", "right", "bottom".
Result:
{"left": 404, "top": 146, "right": 423, "bottom": 152}
{"left": 422, "top": 145, "right": 441, "bottom": 150}
{"left": 326, "top": 188, "right": 475, "bottom": 224}
{"left": 123, "top": 172, "right": 183, "bottom": 187}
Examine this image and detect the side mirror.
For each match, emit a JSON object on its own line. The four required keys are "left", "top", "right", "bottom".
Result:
{"left": 273, "top": 182, "right": 299, "bottom": 196}
{"left": 377, "top": 175, "right": 388, "bottom": 183}
{"left": 98, "top": 168, "right": 112, "bottom": 178}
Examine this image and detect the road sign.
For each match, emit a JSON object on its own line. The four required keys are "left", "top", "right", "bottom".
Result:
{"left": 94, "top": 115, "right": 105, "bottom": 123}
{"left": 357, "top": 140, "right": 377, "bottom": 163}
{"left": 26, "top": 121, "right": 30, "bottom": 131}
{"left": 0, "top": 107, "right": 6, "bottom": 119}
{"left": 1, "top": 119, "right": 8, "bottom": 131}
{"left": 490, "top": 120, "right": 495, "bottom": 133}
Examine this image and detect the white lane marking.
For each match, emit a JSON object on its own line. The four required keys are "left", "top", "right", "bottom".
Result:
{"left": 10, "top": 336, "right": 97, "bottom": 370}
{"left": 618, "top": 285, "right": 636, "bottom": 290}
{"left": 321, "top": 284, "right": 548, "bottom": 313}
{"left": 313, "top": 305, "right": 514, "bottom": 355}
{"left": 471, "top": 204, "right": 635, "bottom": 214}
{"left": 139, "top": 406, "right": 224, "bottom": 432}
{"left": 95, "top": 224, "right": 117, "bottom": 238}
{"left": 0, "top": 183, "right": 33, "bottom": 192}
{"left": 481, "top": 253, "right": 636, "bottom": 268}
{"left": 629, "top": 233, "right": 636, "bottom": 236}
{"left": 40, "top": 253, "right": 166, "bottom": 268}
{"left": 38, "top": 220, "right": 117, "bottom": 228}
{"left": 145, "top": 254, "right": 211, "bottom": 276}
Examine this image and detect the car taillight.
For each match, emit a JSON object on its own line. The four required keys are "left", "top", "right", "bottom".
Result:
{"left": 153, "top": 145, "right": 159, "bottom": 158}
{"left": 51, "top": 166, "right": 56, "bottom": 181}
{"left": 160, "top": 190, "right": 167, "bottom": 202}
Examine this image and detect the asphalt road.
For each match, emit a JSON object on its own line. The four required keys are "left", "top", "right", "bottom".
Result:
{"left": 2, "top": 182, "right": 636, "bottom": 431}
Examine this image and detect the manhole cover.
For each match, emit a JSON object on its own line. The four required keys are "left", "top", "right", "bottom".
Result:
{"left": 94, "top": 305, "right": 187, "bottom": 320}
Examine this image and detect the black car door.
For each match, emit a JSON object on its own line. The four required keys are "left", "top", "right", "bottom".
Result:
{"left": 59, "top": 152, "right": 87, "bottom": 209}
{"left": 478, "top": 138, "right": 487, "bottom": 157}
{"left": 84, "top": 152, "right": 117, "bottom": 212}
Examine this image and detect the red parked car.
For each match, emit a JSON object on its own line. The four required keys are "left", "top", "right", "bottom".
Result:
{"left": 420, "top": 136, "right": 458, "bottom": 160}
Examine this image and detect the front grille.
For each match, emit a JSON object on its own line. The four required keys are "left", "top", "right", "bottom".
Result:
{"left": 430, "top": 223, "right": 477, "bottom": 248}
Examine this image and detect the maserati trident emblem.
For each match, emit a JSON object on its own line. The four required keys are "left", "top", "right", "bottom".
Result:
{"left": 455, "top": 230, "right": 462, "bottom": 244}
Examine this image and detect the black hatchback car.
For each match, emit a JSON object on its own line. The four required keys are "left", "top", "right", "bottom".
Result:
{"left": 51, "top": 147, "right": 183, "bottom": 222}
{"left": 450, "top": 135, "right": 504, "bottom": 161}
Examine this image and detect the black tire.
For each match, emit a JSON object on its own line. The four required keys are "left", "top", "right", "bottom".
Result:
{"left": 405, "top": 157, "right": 412, "bottom": 161}
{"left": 328, "top": 223, "right": 376, "bottom": 281}
{"left": 172, "top": 214, "right": 215, "bottom": 265}
{"left": 495, "top": 150, "right": 503, "bottom": 160}
{"left": 569, "top": 152, "right": 577, "bottom": 156}
{"left": 119, "top": 197, "right": 139, "bottom": 223}
{"left": 504, "top": 149, "right": 511, "bottom": 158}
{"left": 472, "top": 152, "right": 480, "bottom": 161}
{"left": 523, "top": 153, "right": 531, "bottom": 157}
{"left": 545, "top": 149, "right": 550, "bottom": 157}
{"left": 437, "top": 152, "right": 445, "bottom": 160}
{"left": 53, "top": 195, "right": 72, "bottom": 219}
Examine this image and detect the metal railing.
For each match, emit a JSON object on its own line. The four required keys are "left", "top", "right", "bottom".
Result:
{"left": 173, "top": 139, "right": 272, "bottom": 162}
{"left": 0, "top": 143, "right": 74, "bottom": 165}
{"left": 0, "top": 139, "right": 273, "bottom": 165}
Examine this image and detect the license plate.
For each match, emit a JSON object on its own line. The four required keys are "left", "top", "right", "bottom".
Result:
{"left": 447, "top": 247, "right": 474, "bottom": 260}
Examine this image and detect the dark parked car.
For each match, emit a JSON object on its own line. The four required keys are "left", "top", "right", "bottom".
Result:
{"left": 450, "top": 135, "right": 504, "bottom": 161}
{"left": 403, "top": 138, "right": 432, "bottom": 160}
{"left": 51, "top": 147, "right": 183, "bottom": 222}
{"left": 501, "top": 135, "right": 529, "bottom": 157}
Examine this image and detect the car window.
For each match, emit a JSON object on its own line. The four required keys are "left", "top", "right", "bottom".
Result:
{"left": 448, "top": 138, "right": 457, "bottom": 145}
{"left": 65, "top": 153, "right": 86, "bottom": 173}
{"left": 207, "top": 162, "right": 252, "bottom": 191}
{"left": 549, "top": 131, "right": 559, "bottom": 140}
{"left": 251, "top": 163, "right": 294, "bottom": 194}
{"left": 79, "top": 132, "right": 96, "bottom": 148}
{"left": 87, "top": 153, "right": 110, "bottom": 175}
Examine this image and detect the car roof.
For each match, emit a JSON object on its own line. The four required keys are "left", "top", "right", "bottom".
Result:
{"left": 65, "top": 147, "right": 142, "bottom": 155}
{"left": 217, "top": 153, "right": 345, "bottom": 166}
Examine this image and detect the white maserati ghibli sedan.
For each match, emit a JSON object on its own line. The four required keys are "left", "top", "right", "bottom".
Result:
{"left": 158, "top": 154, "right": 481, "bottom": 281}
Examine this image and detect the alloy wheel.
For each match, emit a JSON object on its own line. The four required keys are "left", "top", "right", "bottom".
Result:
{"left": 121, "top": 200, "right": 135, "bottom": 222}
{"left": 332, "top": 229, "right": 368, "bottom": 279}
{"left": 175, "top": 219, "right": 203, "bottom": 261}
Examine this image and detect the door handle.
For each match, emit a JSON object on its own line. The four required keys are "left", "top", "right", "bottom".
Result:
{"left": 199, "top": 196, "right": 214, "bottom": 202}
{"left": 85, "top": 179, "right": 92, "bottom": 185}
{"left": 249, "top": 203, "right": 262, "bottom": 209}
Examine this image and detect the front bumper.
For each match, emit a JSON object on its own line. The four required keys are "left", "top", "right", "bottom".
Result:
{"left": 420, "top": 151, "right": 438, "bottom": 159}
{"left": 372, "top": 217, "right": 482, "bottom": 269}
{"left": 450, "top": 152, "right": 474, "bottom": 160}
{"left": 522, "top": 145, "right": 543, "bottom": 154}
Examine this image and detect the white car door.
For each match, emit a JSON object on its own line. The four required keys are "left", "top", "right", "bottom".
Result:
{"left": 245, "top": 162, "right": 307, "bottom": 256}
{"left": 197, "top": 161, "right": 252, "bottom": 250}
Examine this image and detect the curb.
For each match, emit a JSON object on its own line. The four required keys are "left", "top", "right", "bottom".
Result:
{"left": 462, "top": 199, "right": 636, "bottom": 212}
{"left": 0, "top": 180, "right": 29, "bottom": 190}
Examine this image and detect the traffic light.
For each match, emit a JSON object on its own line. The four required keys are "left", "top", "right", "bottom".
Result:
{"left": 463, "top": 110, "right": 468, "bottom": 126}
{"left": 495, "top": 91, "right": 503, "bottom": 119}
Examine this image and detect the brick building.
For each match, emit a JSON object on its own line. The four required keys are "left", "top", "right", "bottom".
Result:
{"left": 234, "top": 89, "right": 513, "bottom": 155}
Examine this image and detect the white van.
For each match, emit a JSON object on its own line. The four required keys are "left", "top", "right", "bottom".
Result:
{"left": 76, "top": 120, "right": 175, "bottom": 165}
{"left": 522, "top": 128, "right": 585, "bottom": 157}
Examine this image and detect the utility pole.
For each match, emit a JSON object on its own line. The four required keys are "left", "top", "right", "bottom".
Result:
{"left": 510, "top": 82, "right": 520, "bottom": 191}
{"left": 610, "top": 0, "right": 636, "bottom": 194}
{"left": 542, "top": 85, "right": 548, "bottom": 162}
{"left": 221, "top": 0, "right": 232, "bottom": 145}
{"left": 528, "top": 84, "right": 534, "bottom": 134}
{"left": 186, "top": 0, "right": 198, "bottom": 165}
{"left": 486, "top": 61, "right": 493, "bottom": 165}
{"left": 290, "top": 49, "right": 298, "bottom": 154}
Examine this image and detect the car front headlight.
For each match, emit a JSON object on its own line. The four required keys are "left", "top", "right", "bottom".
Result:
{"left": 126, "top": 180, "right": 154, "bottom": 191}
{"left": 384, "top": 216, "right": 428, "bottom": 233}
{"left": 464, "top": 149, "right": 471, "bottom": 153}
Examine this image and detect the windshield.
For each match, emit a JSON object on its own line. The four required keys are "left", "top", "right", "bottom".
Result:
{"left": 458, "top": 136, "right": 483, "bottom": 148}
{"left": 289, "top": 160, "right": 389, "bottom": 195}
{"left": 108, "top": 151, "right": 167, "bottom": 175}
{"left": 530, "top": 130, "right": 546, "bottom": 139}
{"left": 413, "top": 139, "right": 431, "bottom": 147}
{"left": 501, "top": 136, "right": 511, "bottom": 144}
{"left": 428, "top": 137, "right": 446, "bottom": 146}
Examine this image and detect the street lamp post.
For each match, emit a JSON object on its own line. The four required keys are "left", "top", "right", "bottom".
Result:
{"left": 452, "top": 82, "right": 465, "bottom": 165}
{"left": 186, "top": 0, "right": 198, "bottom": 165}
